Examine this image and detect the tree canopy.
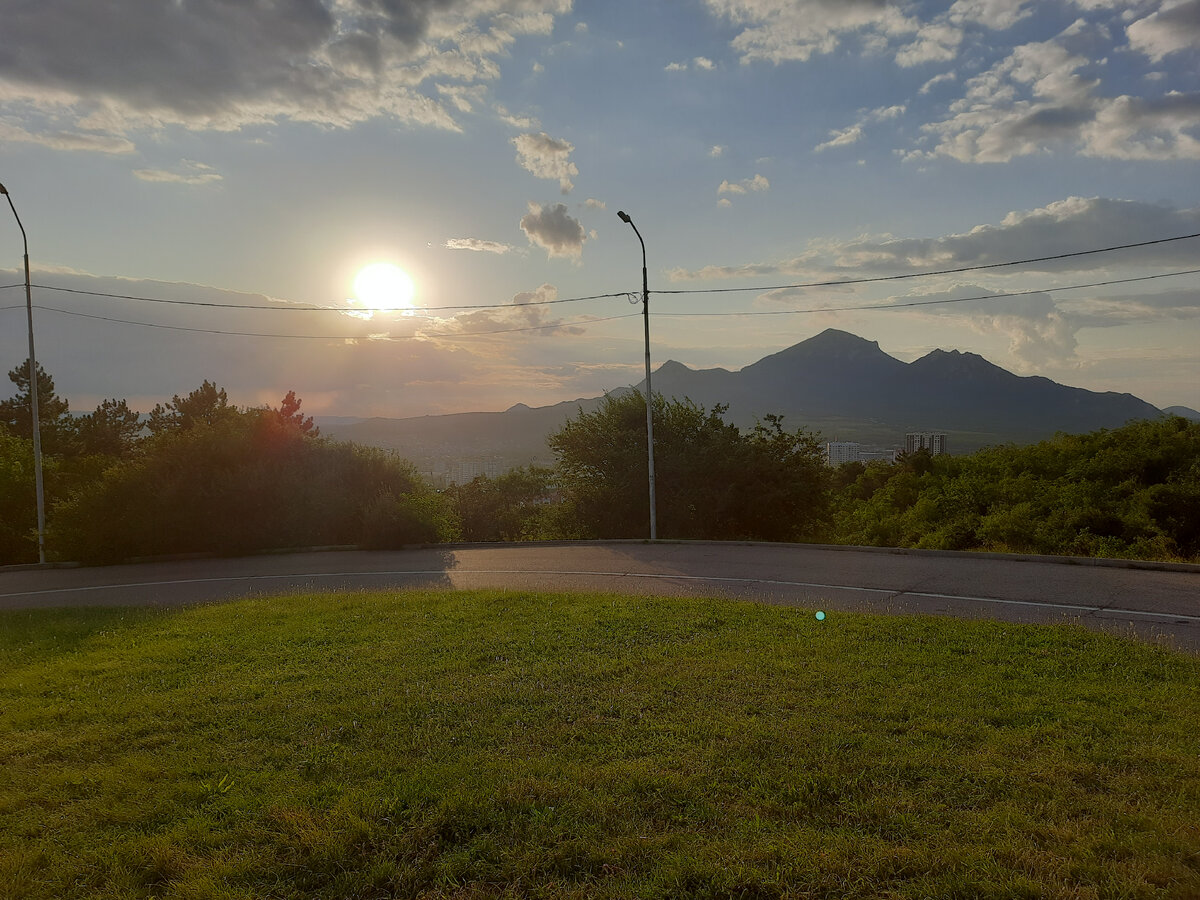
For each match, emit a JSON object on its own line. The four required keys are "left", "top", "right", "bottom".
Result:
{"left": 549, "top": 392, "right": 830, "bottom": 541}
{"left": 0, "top": 359, "right": 73, "bottom": 454}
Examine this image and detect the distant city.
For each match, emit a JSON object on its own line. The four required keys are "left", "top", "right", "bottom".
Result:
{"left": 824, "top": 432, "right": 948, "bottom": 467}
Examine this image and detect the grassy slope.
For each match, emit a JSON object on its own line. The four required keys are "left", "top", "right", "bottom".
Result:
{"left": 1, "top": 590, "right": 1198, "bottom": 899}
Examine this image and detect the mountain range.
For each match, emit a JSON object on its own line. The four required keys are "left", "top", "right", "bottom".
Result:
{"left": 323, "top": 329, "right": 1192, "bottom": 464}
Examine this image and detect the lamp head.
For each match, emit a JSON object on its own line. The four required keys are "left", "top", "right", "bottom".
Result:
{"left": 617, "top": 210, "right": 631, "bottom": 223}
{"left": 0, "top": 183, "right": 8, "bottom": 195}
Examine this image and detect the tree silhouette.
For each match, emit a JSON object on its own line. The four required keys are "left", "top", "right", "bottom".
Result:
{"left": 147, "top": 380, "right": 235, "bottom": 434}
{"left": 0, "top": 359, "right": 72, "bottom": 454}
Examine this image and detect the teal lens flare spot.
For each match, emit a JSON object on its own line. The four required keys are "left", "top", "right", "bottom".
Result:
{"left": 815, "top": 611, "right": 826, "bottom": 621}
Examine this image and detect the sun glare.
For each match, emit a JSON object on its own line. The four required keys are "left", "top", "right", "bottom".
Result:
{"left": 352, "top": 262, "right": 416, "bottom": 316}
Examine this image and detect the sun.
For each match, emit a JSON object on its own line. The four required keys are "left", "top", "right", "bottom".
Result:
{"left": 352, "top": 262, "right": 416, "bottom": 315}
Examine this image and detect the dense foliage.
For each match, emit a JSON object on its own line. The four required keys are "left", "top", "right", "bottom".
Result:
{"left": 448, "top": 466, "right": 557, "bottom": 542}
{"left": 548, "top": 392, "right": 830, "bottom": 541}
{"left": 0, "top": 365, "right": 456, "bottom": 565}
{"left": 832, "top": 416, "right": 1200, "bottom": 560}
{"left": 1, "top": 356, "right": 1197, "bottom": 565}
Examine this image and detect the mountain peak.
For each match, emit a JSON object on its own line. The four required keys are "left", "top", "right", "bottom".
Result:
{"left": 745, "top": 329, "right": 894, "bottom": 374}
{"left": 910, "top": 348, "right": 1012, "bottom": 379}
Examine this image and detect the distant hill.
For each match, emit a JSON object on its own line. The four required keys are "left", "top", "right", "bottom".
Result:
{"left": 323, "top": 329, "right": 1168, "bottom": 462}
{"left": 1163, "top": 406, "right": 1200, "bottom": 422}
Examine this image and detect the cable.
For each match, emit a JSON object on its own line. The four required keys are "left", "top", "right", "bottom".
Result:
{"left": 27, "top": 282, "right": 632, "bottom": 313}
{"left": 655, "top": 268, "right": 1200, "bottom": 318}
{"left": 653, "top": 231, "right": 1200, "bottom": 296}
{"left": 12, "top": 231, "right": 1200, "bottom": 312}
{"left": 33, "top": 304, "right": 641, "bottom": 340}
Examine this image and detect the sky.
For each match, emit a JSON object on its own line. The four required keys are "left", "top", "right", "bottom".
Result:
{"left": 1, "top": 0, "right": 1198, "bottom": 421}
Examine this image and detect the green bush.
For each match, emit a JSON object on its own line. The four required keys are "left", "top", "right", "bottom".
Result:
{"left": 51, "top": 411, "right": 455, "bottom": 564}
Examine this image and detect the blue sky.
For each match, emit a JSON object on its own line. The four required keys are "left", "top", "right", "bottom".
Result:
{"left": 2, "top": 0, "right": 1198, "bottom": 419}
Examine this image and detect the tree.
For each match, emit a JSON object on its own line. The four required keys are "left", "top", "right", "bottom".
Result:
{"left": 147, "top": 380, "right": 236, "bottom": 434}
{"left": 0, "top": 359, "right": 73, "bottom": 454}
{"left": 450, "top": 466, "right": 555, "bottom": 541}
{"left": 275, "top": 390, "right": 318, "bottom": 436}
{"left": 74, "top": 398, "right": 143, "bottom": 458}
{"left": 549, "top": 392, "right": 830, "bottom": 542}
{"left": 0, "top": 425, "right": 37, "bottom": 563}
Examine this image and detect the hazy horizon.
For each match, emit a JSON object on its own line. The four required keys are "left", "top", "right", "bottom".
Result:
{"left": 2, "top": 0, "right": 1198, "bottom": 418}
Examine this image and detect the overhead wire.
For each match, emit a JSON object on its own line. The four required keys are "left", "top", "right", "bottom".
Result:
{"left": 655, "top": 268, "right": 1200, "bottom": 318}
{"left": 31, "top": 304, "right": 642, "bottom": 340}
{"left": 20, "top": 282, "right": 633, "bottom": 312}
{"left": 652, "top": 231, "right": 1200, "bottom": 296}
{"left": 2, "top": 230, "right": 1198, "bottom": 312}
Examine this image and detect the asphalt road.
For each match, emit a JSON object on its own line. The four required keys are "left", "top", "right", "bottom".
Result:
{"left": 2, "top": 542, "right": 1198, "bottom": 652}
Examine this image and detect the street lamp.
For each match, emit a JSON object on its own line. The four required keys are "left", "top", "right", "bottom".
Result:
{"left": 1, "top": 182, "right": 46, "bottom": 564}
{"left": 617, "top": 210, "right": 657, "bottom": 541}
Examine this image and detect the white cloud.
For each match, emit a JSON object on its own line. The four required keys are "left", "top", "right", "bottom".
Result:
{"left": 512, "top": 131, "right": 578, "bottom": 194}
{"left": 814, "top": 125, "right": 865, "bottom": 152}
{"left": 439, "top": 282, "right": 585, "bottom": 338}
{"left": 703, "top": 0, "right": 919, "bottom": 64}
{"left": 717, "top": 173, "right": 770, "bottom": 195}
{"left": 896, "top": 23, "right": 963, "bottom": 67}
{"left": 666, "top": 56, "right": 718, "bottom": 72}
{"left": 710, "top": 144, "right": 726, "bottom": 157}
{"left": 1126, "top": 0, "right": 1200, "bottom": 61}
{"left": 947, "top": 0, "right": 1035, "bottom": 30}
{"left": 0, "top": 121, "right": 135, "bottom": 154}
{"left": 0, "top": 0, "right": 574, "bottom": 151}
{"left": 915, "top": 32, "right": 1200, "bottom": 162}
{"left": 444, "top": 238, "right": 513, "bottom": 253}
{"left": 814, "top": 105, "right": 905, "bottom": 152}
{"left": 898, "top": 284, "right": 1078, "bottom": 368}
{"left": 584, "top": 198, "right": 606, "bottom": 209}
{"left": 919, "top": 71, "right": 958, "bottom": 94}
{"left": 132, "top": 160, "right": 223, "bottom": 185}
{"left": 496, "top": 104, "right": 539, "bottom": 129}
{"left": 519, "top": 202, "right": 586, "bottom": 259}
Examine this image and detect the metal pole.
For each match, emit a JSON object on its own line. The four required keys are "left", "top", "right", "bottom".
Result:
{"left": 617, "top": 210, "right": 657, "bottom": 541}
{"left": 1, "top": 183, "right": 46, "bottom": 564}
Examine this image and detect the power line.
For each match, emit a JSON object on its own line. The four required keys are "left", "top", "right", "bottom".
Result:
{"left": 653, "top": 231, "right": 1200, "bottom": 296}
{"left": 33, "top": 304, "right": 641, "bottom": 340}
{"left": 6, "top": 230, "right": 1199, "bottom": 312}
{"left": 656, "top": 268, "right": 1200, "bottom": 318}
{"left": 28, "top": 268, "right": 1197, "bottom": 340}
{"left": 22, "top": 282, "right": 633, "bottom": 313}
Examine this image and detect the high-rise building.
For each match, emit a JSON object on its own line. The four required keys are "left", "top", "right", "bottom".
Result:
{"left": 905, "top": 432, "right": 947, "bottom": 455}
{"left": 825, "top": 441, "right": 860, "bottom": 466}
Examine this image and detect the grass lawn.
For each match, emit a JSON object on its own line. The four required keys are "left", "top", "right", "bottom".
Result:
{"left": 1, "top": 589, "right": 1198, "bottom": 899}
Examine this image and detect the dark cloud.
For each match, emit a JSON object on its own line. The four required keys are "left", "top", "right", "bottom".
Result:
{"left": 0, "top": 0, "right": 569, "bottom": 140}
{"left": 519, "top": 202, "right": 586, "bottom": 260}
{"left": 668, "top": 197, "right": 1200, "bottom": 281}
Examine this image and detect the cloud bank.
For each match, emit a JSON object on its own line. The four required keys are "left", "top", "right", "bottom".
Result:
{"left": 0, "top": 0, "right": 572, "bottom": 150}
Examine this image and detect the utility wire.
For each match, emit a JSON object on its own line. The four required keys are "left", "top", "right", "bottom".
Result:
{"left": 27, "top": 268, "right": 1197, "bottom": 339}
{"left": 22, "top": 282, "right": 632, "bottom": 312}
{"left": 32, "top": 304, "right": 641, "bottom": 340}
{"left": 5, "top": 232, "right": 1198, "bottom": 322}
{"left": 653, "top": 231, "right": 1200, "bottom": 296}
{"left": 655, "top": 268, "right": 1200, "bottom": 317}
{"left": 5, "top": 230, "right": 1199, "bottom": 311}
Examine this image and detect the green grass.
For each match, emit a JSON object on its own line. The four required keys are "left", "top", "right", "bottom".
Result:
{"left": 1, "top": 590, "right": 1198, "bottom": 899}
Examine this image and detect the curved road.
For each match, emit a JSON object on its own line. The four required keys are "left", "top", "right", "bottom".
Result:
{"left": 2, "top": 542, "right": 1197, "bottom": 652}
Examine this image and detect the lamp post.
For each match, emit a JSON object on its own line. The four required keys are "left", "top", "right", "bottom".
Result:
{"left": 617, "top": 210, "right": 657, "bottom": 541}
{"left": 1, "top": 182, "right": 46, "bottom": 564}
